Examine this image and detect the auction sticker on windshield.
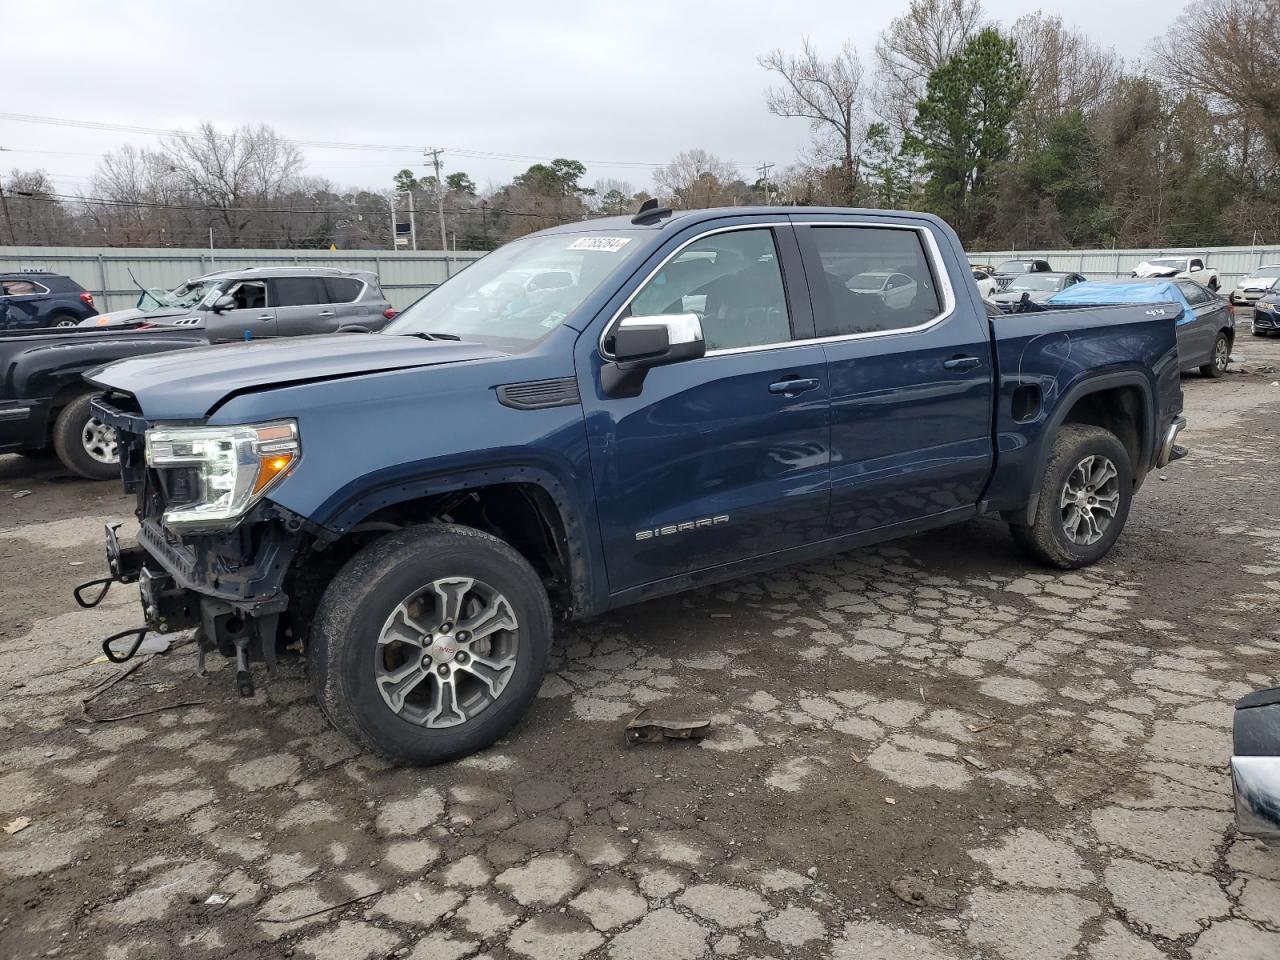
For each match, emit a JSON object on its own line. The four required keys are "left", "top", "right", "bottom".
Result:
{"left": 567, "top": 236, "right": 631, "bottom": 253}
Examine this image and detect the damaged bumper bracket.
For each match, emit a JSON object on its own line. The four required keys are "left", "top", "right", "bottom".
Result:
{"left": 73, "top": 523, "right": 146, "bottom": 609}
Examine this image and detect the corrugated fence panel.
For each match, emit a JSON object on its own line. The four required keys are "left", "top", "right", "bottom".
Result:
{"left": 0, "top": 247, "right": 486, "bottom": 311}
{"left": 970, "top": 245, "right": 1280, "bottom": 288}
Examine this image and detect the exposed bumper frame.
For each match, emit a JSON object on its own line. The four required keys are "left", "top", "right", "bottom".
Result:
{"left": 1156, "top": 416, "right": 1188, "bottom": 469}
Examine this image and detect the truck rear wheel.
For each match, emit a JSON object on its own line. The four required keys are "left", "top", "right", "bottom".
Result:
{"left": 309, "top": 524, "right": 552, "bottom": 765}
{"left": 1009, "top": 424, "right": 1133, "bottom": 569}
{"left": 51, "top": 393, "right": 120, "bottom": 481}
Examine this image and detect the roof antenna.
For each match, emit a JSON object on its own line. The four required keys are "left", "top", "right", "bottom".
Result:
{"left": 631, "top": 197, "right": 673, "bottom": 226}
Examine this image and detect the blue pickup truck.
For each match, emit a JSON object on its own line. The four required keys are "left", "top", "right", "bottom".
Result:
{"left": 81, "top": 205, "right": 1187, "bottom": 764}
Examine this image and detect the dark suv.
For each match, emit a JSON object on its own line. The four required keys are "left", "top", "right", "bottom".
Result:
{"left": 0, "top": 271, "right": 98, "bottom": 330}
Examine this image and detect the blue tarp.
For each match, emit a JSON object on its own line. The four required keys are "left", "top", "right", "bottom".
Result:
{"left": 1046, "top": 280, "right": 1192, "bottom": 324}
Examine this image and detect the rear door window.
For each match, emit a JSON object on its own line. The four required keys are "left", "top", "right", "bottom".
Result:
{"left": 270, "top": 277, "right": 329, "bottom": 306}
{"left": 804, "top": 226, "right": 943, "bottom": 336}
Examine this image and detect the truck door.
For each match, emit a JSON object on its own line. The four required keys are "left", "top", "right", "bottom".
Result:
{"left": 794, "top": 218, "right": 994, "bottom": 536}
{"left": 579, "top": 223, "right": 831, "bottom": 593}
{"left": 1175, "top": 280, "right": 1218, "bottom": 365}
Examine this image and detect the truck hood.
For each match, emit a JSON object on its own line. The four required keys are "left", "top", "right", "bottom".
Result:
{"left": 79, "top": 306, "right": 196, "bottom": 327}
{"left": 87, "top": 332, "right": 505, "bottom": 420}
{"left": 1133, "top": 262, "right": 1182, "bottom": 278}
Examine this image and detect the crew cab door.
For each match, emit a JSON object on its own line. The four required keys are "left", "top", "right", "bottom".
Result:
{"left": 579, "top": 222, "right": 830, "bottom": 593}
{"left": 794, "top": 217, "right": 994, "bottom": 535}
{"left": 1175, "top": 280, "right": 1222, "bottom": 366}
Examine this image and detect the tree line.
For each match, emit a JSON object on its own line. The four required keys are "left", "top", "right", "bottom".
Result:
{"left": 1, "top": 0, "right": 1275, "bottom": 251}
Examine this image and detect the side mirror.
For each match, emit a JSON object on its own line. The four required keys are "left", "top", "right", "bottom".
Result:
{"left": 1232, "top": 687, "right": 1280, "bottom": 846}
{"left": 211, "top": 295, "right": 236, "bottom": 313}
{"left": 601, "top": 314, "right": 705, "bottom": 398}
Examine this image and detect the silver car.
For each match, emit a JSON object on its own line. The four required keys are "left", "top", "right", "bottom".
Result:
{"left": 81, "top": 267, "right": 396, "bottom": 341}
{"left": 1230, "top": 264, "right": 1280, "bottom": 306}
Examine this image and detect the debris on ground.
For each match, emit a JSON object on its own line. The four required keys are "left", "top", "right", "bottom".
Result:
{"left": 962, "top": 755, "right": 988, "bottom": 770}
{"left": 3, "top": 817, "right": 31, "bottom": 835}
{"left": 890, "top": 876, "right": 960, "bottom": 910}
{"left": 203, "top": 893, "right": 232, "bottom": 906}
{"left": 625, "top": 709, "right": 711, "bottom": 744}
{"left": 12, "top": 490, "right": 31, "bottom": 499}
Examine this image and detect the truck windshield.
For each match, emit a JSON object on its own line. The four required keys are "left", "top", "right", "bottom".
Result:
{"left": 1007, "top": 275, "right": 1063, "bottom": 292}
{"left": 996, "top": 261, "right": 1035, "bottom": 273}
{"left": 386, "top": 231, "right": 643, "bottom": 346}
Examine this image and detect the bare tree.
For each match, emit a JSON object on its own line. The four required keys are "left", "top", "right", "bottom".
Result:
{"left": 873, "top": 0, "right": 986, "bottom": 134}
{"left": 162, "top": 123, "right": 304, "bottom": 244}
{"left": 759, "top": 38, "right": 867, "bottom": 204}
{"left": 653, "top": 149, "right": 740, "bottom": 208}
{"left": 1153, "top": 0, "right": 1280, "bottom": 159}
{"left": 1011, "top": 13, "right": 1124, "bottom": 132}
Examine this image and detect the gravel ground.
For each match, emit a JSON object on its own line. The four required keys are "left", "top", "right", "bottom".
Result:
{"left": 1, "top": 334, "right": 1279, "bottom": 960}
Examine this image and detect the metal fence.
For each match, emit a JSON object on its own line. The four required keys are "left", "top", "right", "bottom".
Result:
{"left": 968, "top": 244, "right": 1280, "bottom": 288}
{"left": 0, "top": 246, "right": 487, "bottom": 312}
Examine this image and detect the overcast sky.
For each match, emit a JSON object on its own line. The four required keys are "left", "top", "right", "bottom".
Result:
{"left": 6, "top": 0, "right": 1183, "bottom": 199}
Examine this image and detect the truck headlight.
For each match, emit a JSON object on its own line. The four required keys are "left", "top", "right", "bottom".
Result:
{"left": 145, "top": 421, "right": 300, "bottom": 529}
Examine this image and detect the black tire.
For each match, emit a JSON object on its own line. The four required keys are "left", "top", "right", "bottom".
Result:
{"left": 50, "top": 313, "right": 80, "bottom": 328}
{"left": 51, "top": 393, "right": 119, "bottom": 480}
{"left": 1208, "top": 278, "right": 1219, "bottom": 293}
{"left": 1200, "top": 332, "right": 1230, "bottom": 378}
{"left": 309, "top": 524, "right": 552, "bottom": 765}
{"left": 1009, "top": 424, "right": 1133, "bottom": 569}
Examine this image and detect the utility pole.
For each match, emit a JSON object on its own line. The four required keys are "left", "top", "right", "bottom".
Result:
{"left": 406, "top": 190, "right": 417, "bottom": 251}
{"left": 756, "top": 161, "right": 775, "bottom": 206}
{"left": 425, "top": 148, "right": 451, "bottom": 277}
{"left": 388, "top": 195, "right": 397, "bottom": 251}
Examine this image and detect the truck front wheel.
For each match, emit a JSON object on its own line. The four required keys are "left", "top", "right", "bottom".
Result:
{"left": 1010, "top": 424, "right": 1133, "bottom": 569}
{"left": 309, "top": 524, "right": 552, "bottom": 765}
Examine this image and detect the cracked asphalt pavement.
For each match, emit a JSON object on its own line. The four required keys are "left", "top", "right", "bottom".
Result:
{"left": 1, "top": 336, "right": 1279, "bottom": 960}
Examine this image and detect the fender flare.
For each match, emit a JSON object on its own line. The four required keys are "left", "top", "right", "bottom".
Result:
{"left": 1021, "top": 370, "right": 1155, "bottom": 526}
{"left": 314, "top": 458, "right": 605, "bottom": 618}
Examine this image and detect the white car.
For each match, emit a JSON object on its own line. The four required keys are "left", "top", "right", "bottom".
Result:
{"left": 972, "top": 269, "right": 998, "bottom": 299}
{"left": 847, "top": 270, "right": 918, "bottom": 309}
{"left": 1132, "top": 256, "right": 1219, "bottom": 291}
{"left": 1230, "top": 264, "right": 1280, "bottom": 306}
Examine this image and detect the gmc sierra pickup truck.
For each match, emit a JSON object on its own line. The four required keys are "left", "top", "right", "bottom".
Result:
{"left": 79, "top": 205, "right": 1188, "bottom": 765}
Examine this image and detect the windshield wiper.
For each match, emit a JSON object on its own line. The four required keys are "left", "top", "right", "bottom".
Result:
{"left": 404, "top": 331, "right": 462, "bottom": 341}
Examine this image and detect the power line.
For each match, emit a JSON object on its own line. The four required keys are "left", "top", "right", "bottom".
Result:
{"left": 0, "top": 111, "right": 697, "bottom": 169}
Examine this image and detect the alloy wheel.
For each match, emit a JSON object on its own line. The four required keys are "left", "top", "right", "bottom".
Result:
{"left": 81, "top": 417, "right": 118, "bottom": 464}
{"left": 374, "top": 577, "right": 520, "bottom": 728}
{"left": 1059, "top": 454, "right": 1120, "bottom": 546}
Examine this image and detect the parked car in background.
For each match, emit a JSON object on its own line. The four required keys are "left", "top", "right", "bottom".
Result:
{"left": 846, "top": 270, "right": 918, "bottom": 308}
{"left": 1230, "top": 264, "right": 1280, "bottom": 306}
{"left": 990, "top": 271, "right": 1087, "bottom": 307}
{"left": 1250, "top": 292, "right": 1280, "bottom": 336}
{"left": 2, "top": 269, "right": 393, "bottom": 480}
{"left": 1046, "top": 278, "right": 1234, "bottom": 377}
{"left": 1, "top": 325, "right": 203, "bottom": 479}
{"left": 82, "top": 205, "right": 1188, "bottom": 763}
{"left": 0, "top": 271, "right": 98, "bottom": 330}
{"left": 992, "top": 258, "right": 1054, "bottom": 291}
{"left": 82, "top": 267, "right": 395, "bottom": 341}
{"left": 1131, "top": 256, "right": 1220, "bottom": 291}
{"left": 972, "top": 268, "right": 998, "bottom": 298}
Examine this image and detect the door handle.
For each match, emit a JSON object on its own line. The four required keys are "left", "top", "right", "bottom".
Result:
{"left": 256, "top": 315, "right": 273, "bottom": 321}
{"left": 943, "top": 356, "right": 982, "bottom": 371}
{"left": 768, "top": 377, "right": 820, "bottom": 396}
{"left": 317, "top": 310, "right": 335, "bottom": 317}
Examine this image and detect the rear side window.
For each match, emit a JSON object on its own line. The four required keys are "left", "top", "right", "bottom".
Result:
{"left": 1177, "top": 281, "right": 1208, "bottom": 305}
{"left": 1, "top": 279, "right": 48, "bottom": 295}
{"left": 806, "top": 226, "right": 944, "bottom": 336}
{"left": 43, "top": 276, "right": 84, "bottom": 293}
{"left": 626, "top": 228, "right": 792, "bottom": 352}
{"left": 324, "top": 277, "right": 363, "bottom": 303}
{"left": 270, "top": 276, "right": 328, "bottom": 306}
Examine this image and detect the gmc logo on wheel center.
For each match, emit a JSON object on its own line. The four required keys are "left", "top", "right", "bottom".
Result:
{"left": 635, "top": 515, "right": 729, "bottom": 541}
